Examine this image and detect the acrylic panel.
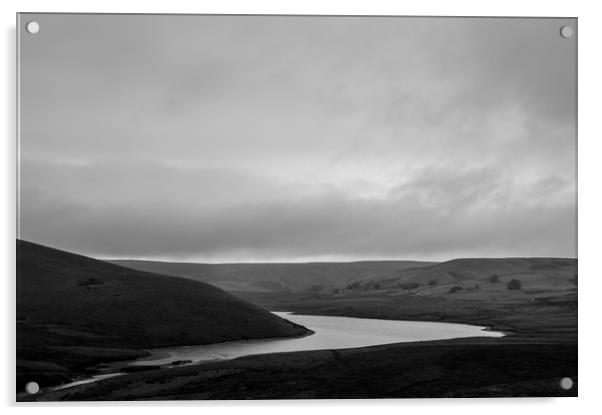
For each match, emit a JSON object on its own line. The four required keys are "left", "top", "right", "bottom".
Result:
{"left": 16, "top": 13, "right": 577, "bottom": 401}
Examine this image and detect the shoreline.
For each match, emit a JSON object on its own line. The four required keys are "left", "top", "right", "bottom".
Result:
{"left": 45, "top": 312, "right": 505, "bottom": 393}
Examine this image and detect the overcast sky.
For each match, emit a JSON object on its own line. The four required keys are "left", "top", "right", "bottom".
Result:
{"left": 19, "top": 14, "right": 576, "bottom": 262}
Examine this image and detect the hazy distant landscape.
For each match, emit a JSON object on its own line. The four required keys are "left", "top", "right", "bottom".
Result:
{"left": 112, "top": 257, "right": 576, "bottom": 297}
{"left": 109, "top": 259, "right": 435, "bottom": 293}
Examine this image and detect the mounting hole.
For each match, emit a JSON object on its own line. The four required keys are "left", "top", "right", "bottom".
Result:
{"left": 26, "top": 21, "right": 40, "bottom": 34}
{"left": 559, "top": 25, "right": 573, "bottom": 39}
{"left": 25, "top": 381, "right": 40, "bottom": 394}
{"left": 560, "top": 377, "right": 573, "bottom": 390}
{"left": 25, "top": 22, "right": 40, "bottom": 35}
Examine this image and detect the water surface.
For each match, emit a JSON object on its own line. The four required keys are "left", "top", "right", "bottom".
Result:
{"left": 132, "top": 312, "right": 504, "bottom": 366}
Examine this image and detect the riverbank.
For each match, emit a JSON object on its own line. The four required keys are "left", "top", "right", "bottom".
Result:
{"left": 237, "top": 289, "right": 577, "bottom": 344}
{"left": 122, "top": 312, "right": 501, "bottom": 367}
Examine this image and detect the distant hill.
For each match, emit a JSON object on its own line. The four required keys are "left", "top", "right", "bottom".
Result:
{"left": 108, "top": 259, "right": 435, "bottom": 293}
{"left": 352, "top": 257, "right": 577, "bottom": 293}
{"left": 17, "top": 240, "right": 308, "bottom": 388}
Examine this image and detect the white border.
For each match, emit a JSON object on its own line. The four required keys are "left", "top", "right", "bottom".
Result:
{"left": 3, "top": 1, "right": 601, "bottom": 414}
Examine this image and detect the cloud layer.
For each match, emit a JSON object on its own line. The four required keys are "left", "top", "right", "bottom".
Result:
{"left": 19, "top": 15, "right": 577, "bottom": 261}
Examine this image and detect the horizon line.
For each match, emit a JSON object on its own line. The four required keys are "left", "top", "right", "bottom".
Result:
{"left": 17, "top": 238, "right": 577, "bottom": 266}
{"left": 103, "top": 255, "right": 578, "bottom": 266}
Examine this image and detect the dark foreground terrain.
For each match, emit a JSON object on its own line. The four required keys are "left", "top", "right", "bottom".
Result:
{"left": 23, "top": 290, "right": 577, "bottom": 400}
{"left": 26, "top": 337, "right": 577, "bottom": 400}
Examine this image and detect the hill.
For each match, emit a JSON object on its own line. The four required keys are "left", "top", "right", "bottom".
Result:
{"left": 347, "top": 257, "right": 577, "bottom": 295}
{"left": 16, "top": 240, "right": 308, "bottom": 389}
{"left": 108, "top": 259, "right": 435, "bottom": 293}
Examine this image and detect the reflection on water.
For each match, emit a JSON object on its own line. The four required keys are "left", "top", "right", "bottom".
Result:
{"left": 131, "top": 312, "right": 504, "bottom": 366}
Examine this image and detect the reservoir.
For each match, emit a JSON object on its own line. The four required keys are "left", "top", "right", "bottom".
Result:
{"left": 130, "top": 312, "right": 504, "bottom": 366}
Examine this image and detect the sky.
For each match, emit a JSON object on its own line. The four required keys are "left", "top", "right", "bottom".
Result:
{"left": 19, "top": 14, "right": 577, "bottom": 262}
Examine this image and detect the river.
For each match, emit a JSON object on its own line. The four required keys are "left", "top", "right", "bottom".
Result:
{"left": 129, "top": 312, "right": 504, "bottom": 366}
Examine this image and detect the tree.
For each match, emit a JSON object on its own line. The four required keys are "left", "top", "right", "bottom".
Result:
{"left": 507, "top": 279, "right": 522, "bottom": 290}
{"left": 490, "top": 274, "right": 500, "bottom": 283}
{"left": 449, "top": 286, "right": 463, "bottom": 293}
{"left": 428, "top": 280, "right": 438, "bottom": 286}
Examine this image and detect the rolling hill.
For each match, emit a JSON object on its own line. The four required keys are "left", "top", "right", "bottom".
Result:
{"left": 350, "top": 257, "right": 577, "bottom": 294}
{"left": 108, "top": 259, "right": 435, "bottom": 293}
{"left": 16, "top": 240, "right": 308, "bottom": 389}
{"left": 108, "top": 257, "right": 577, "bottom": 298}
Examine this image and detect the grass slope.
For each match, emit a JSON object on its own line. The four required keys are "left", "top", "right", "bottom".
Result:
{"left": 16, "top": 240, "right": 307, "bottom": 390}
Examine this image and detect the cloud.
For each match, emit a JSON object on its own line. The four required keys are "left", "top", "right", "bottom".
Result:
{"left": 20, "top": 160, "right": 575, "bottom": 261}
{"left": 18, "top": 15, "right": 577, "bottom": 261}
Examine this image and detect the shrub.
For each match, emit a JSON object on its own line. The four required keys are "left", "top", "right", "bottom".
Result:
{"left": 78, "top": 278, "right": 104, "bottom": 287}
{"left": 507, "top": 279, "right": 522, "bottom": 290}
{"left": 346, "top": 282, "right": 360, "bottom": 290}
{"left": 571, "top": 274, "right": 577, "bottom": 286}
{"left": 489, "top": 274, "right": 500, "bottom": 283}
{"left": 449, "top": 286, "right": 463, "bottom": 293}
{"left": 373, "top": 283, "right": 381, "bottom": 289}
{"left": 398, "top": 282, "right": 420, "bottom": 290}
{"left": 428, "top": 280, "right": 438, "bottom": 286}
{"left": 308, "top": 285, "right": 324, "bottom": 293}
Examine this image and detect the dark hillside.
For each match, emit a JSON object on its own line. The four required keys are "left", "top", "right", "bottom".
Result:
{"left": 17, "top": 240, "right": 307, "bottom": 389}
